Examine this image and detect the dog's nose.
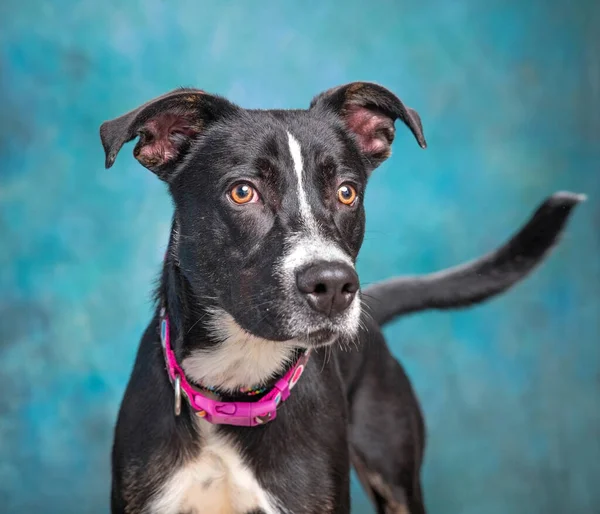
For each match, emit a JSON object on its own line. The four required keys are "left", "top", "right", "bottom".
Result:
{"left": 296, "top": 261, "right": 359, "bottom": 317}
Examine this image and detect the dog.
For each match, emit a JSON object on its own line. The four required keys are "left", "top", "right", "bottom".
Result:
{"left": 99, "top": 82, "right": 582, "bottom": 514}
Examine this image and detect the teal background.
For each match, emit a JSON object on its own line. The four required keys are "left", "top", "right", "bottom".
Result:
{"left": 1, "top": 1, "right": 598, "bottom": 513}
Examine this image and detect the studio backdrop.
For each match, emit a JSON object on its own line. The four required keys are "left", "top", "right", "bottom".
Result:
{"left": 1, "top": 1, "right": 598, "bottom": 513}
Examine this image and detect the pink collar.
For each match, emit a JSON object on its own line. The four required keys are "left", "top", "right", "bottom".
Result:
{"left": 160, "top": 308, "right": 311, "bottom": 427}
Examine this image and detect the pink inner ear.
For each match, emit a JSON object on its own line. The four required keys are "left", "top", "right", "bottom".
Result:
{"left": 136, "top": 112, "right": 199, "bottom": 167}
{"left": 344, "top": 105, "right": 392, "bottom": 157}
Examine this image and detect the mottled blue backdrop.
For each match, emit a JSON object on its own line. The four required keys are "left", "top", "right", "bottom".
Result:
{"left": 1, "top": 1, "right": 598, "bottom": 513}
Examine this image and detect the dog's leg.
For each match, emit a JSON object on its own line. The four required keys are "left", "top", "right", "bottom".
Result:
{"left": 338, "top": 325, "right": 427, "bottom": 514}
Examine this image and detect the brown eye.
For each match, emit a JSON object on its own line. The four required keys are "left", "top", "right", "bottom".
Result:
{"left": 337, "top": 184, "right": 357, "bottom": 206}
{"left": 230, "top": 183, "right": 258, "bottom": 204}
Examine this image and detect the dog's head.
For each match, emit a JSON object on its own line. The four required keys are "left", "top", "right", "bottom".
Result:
{"left": 100, "top": 83, "right": 425, "bottom": 348}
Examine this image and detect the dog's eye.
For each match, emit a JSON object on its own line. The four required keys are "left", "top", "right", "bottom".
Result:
{"left": 229, "top": 183, "right": 259, "bottom": 205}
{"left": 337, "top": 184, "right": 357, "bottom": 206}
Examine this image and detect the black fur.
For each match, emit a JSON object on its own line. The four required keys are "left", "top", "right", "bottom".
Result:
{"left": 100, "top": 82, "right": 582, "bottom": 514}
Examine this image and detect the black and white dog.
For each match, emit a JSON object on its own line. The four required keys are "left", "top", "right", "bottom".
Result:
{"left": 100, "top": 82, "right": 582, "bottom": 514}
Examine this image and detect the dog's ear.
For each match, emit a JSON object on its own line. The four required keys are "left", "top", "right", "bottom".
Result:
{"left": 309, "top": 82, "right": 426, "bottom": 172}
{"left": 99, "top": 88, "right": 238, "bottom": 181}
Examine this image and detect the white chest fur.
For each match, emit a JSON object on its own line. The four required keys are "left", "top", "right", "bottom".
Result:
{"left": 149, "top": 421, "right": 283, "bottom": 514}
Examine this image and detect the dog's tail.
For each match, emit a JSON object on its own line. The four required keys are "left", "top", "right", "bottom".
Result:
{"left": 363, "top": 191, "right": 585, "bottom": 327}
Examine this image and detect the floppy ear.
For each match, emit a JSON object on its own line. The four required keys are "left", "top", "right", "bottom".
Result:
{"left": 309, "top": 82, "right": 426, "bottom": 172}
{"left": 99, "top": 88, "right": 238, "bottom": 181}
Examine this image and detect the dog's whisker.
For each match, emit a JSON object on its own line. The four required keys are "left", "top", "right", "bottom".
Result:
{"left": 186, "top": 311, "right": 211, "bottom": 335}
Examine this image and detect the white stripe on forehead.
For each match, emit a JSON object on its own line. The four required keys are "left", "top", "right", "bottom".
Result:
{"left": 287, "top": 131, "right": 318, "bottom": 232}
{"left": 283, "top": 131, "right": 354, "bottom": 275}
